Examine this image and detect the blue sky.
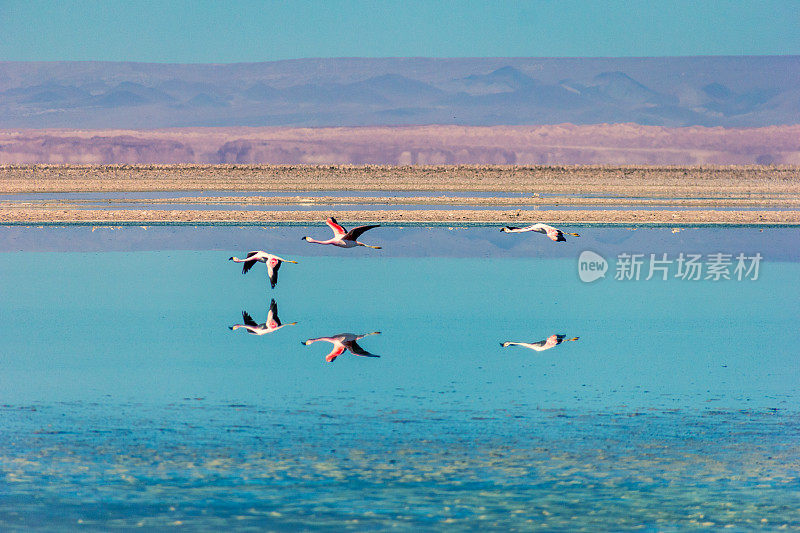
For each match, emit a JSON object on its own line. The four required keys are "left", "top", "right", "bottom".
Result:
{"left": 0, "top": 0, "right": 798, "bottom": 62}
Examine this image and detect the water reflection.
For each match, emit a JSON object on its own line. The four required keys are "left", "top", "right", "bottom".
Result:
{"left": 501, "top": 334, "right": 580, "bottom": 352}
{"left": 3, "top": 226, "right": 800, "bottom": 529}
{"left": 303, "top": 331, "right": 381, "bottom": 362}
{"left": 229, "top": 299, "right": 297, "bottom": 335}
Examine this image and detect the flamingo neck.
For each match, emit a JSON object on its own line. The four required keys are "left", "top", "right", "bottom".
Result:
{"left": 306, "top": 337, "right": 336, "bottom": 344}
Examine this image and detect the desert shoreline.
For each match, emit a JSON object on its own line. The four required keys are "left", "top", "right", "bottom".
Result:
{"left": 2, "top": 208, "right": 798, "bottom": 226}
{"left": 3, "top": 219, "right": 800, "bottom": 228}
{"left": 2, "top": 164, "right": 799, "bottom": 225}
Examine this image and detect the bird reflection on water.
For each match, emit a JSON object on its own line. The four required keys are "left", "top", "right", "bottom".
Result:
{"left": 229, "top": 299, "right": 297, "bottom": 335}
{"left": 501, "top": 334, "right": 579, "bottom": 352}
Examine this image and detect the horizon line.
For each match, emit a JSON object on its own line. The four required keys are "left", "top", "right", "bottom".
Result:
{"left": 2, "top": 54, "right": 800, "bottom": 66}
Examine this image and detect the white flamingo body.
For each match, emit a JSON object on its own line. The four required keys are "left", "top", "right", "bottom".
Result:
{"left": 229, "top": 251, "right": 297, "bottom": 288}
{"left": 501, "top": 334, "right": 579, "bottom": 352}
{"left": 501, "top": 223, "right": 580, "bottom": 242}
{"left": 303, "top": 331, "right": 381, "bottom": 362}
{"left": 229, "top": 299, "right": 297, "bottom": 335}
{"left": 302, "top": 217, "right": 381, "bottom": 249}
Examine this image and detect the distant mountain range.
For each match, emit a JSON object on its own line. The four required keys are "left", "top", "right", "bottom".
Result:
{"left": 1, "top": 57, "right": 799, "bottom": 129}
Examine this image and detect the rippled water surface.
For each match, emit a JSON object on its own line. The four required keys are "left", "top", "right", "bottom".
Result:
{"left": 1, "top": 224, "right": 798, "bottom": 530}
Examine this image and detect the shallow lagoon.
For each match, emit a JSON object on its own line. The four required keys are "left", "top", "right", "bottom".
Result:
{"left": 1, "top": 224, "right": 799, "bottom": 529}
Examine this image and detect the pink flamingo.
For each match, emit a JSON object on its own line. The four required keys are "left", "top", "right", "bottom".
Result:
{"left": 302, "top": 332, "right": 381, "bottom": 362}
{"left": 229, "top": 251, "right": 298, "bottom": 288}
{"left": 302, "top": 217, "right": 381, "bottom": 249}
{"left": 501, "top": 223, "right": 580, "bottom": 242}
{"left": 229, "top": 299, "right": 297, "bottom": 335}
{"left": 501, "top": 334, "right": 579, "bottom": 352}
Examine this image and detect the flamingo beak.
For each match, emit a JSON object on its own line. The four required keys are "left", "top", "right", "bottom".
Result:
{"left": 571, "top": 233, "right": 581, "bottom": 237}
{"left": 287, "top": 260, "right": 298, "bottom": 263}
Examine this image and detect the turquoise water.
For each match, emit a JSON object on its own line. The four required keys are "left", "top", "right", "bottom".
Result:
{"left": 1, "top": 225, "right": 799, "bottom": 529}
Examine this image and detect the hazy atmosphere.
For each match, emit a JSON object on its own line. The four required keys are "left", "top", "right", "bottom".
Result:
{"left": 2, "top": 57, "right": 800, "bottom": 129}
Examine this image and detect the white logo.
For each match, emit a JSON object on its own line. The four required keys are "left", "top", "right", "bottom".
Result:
{"left": 578, "top": 251, "right": 608, "bottom": 283}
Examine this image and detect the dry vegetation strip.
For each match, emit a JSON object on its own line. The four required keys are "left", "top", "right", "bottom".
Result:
{"left": 5, "top": 196, "right": 800, "bottom": 210}
{"left": 2, "top": 207, "right": 798, "bottom": 225}
{"left": 2, "top": 165, "right": 800, "bottom": 195}
{"left": 12, "top": 195, "right": 797, "bottom": 207}
{"left": 2, "top": 165, "right": 799, "bottom": 224}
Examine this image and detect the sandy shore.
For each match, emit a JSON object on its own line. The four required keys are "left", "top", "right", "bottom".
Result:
{"left": 2, "top": 207, "right": 798, "bottom": 225}
{"left": 1, "top": 164, "right": 799, "bottom": 225}
{"left": 3, "top": 164, "right": 800, "bottom": 194}
{"left": 9, "top": 195, "right": 800, "bottom": 208}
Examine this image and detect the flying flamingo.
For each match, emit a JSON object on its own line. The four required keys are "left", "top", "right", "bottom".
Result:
{"left": 302, "top": 217, "right": 381, "bottom": 249}
{"left": 302, "top": 331, "right": 381, "bottom": 362}
{"left": 229, "top": 299, "right": 297, "bottom": 335}
{"left": 501, "top": 223, "right": 580, "bottom": 242}
{"left": 500, "top": 334, "right": 579, "bottom": 352}
{"left": 229, "top": 251, "right": 298, "bottom": 288}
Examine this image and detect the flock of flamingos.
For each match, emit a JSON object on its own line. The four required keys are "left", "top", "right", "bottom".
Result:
{"left": 228, "top": 217, "right": 580, "bottom": 361}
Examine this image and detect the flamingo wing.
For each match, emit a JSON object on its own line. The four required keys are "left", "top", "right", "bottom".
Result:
{"left": 325, "top": 344, "right": 346, "bottom": 362}
{"left": 345, "top": 340, "right": 380, "bottom": 358}
{"left": 241, "top": 253, "right": 261, "bottom": 274}
{"left": 344, "top": 224, "right": 380, "bottom": 240}
{"left": 242, "top": 311, "right": 258, "bottom": 327}
{"left": 267, "top": 260, "right": 281, "bottom": 289}
{"left": 326, "top": 217, "right": 347, "bottom": 236}
{"left": 523, "top": 339, "right": 550, "bottom": 351}
{"left": 546, "top": 228, "right": 565, "bottom": 242}
{"left": 503, "top": 341, "right": 543, "bottom": 350}
{"left": 540, "top": 335, "right": 562, "bottom": 349}
{"left": 267, "top": 299, "right": 281, "bottom": 327}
